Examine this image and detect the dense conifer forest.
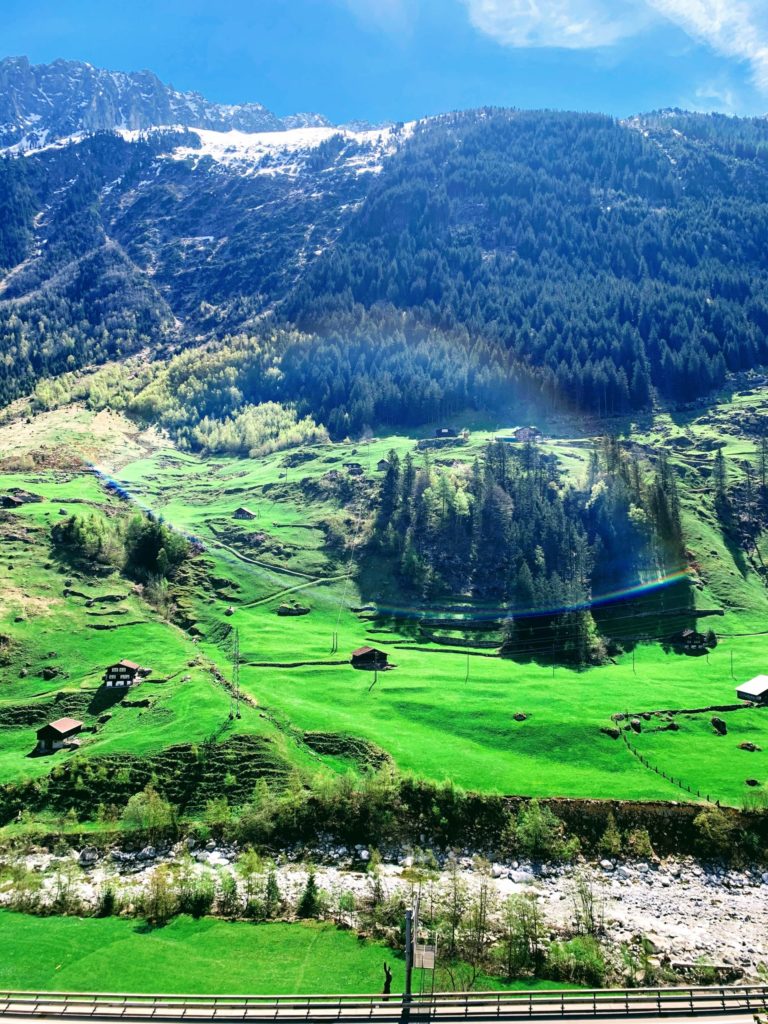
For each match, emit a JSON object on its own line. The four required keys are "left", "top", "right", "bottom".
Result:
{"left": 3, "top": 109, "right": 768, "bottom": 422}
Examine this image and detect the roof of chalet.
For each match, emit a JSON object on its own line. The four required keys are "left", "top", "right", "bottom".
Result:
{"left": 737, "top": 675, "right": 768, "bottom": 698}
{"left": 43, "top": 717, "right": 83, "bottom": 735}
{"left": 110, "top": 660, "right": 141, "bottom": 671}
{"left": 351, "top": 646, "right": 387, "bottom": 657}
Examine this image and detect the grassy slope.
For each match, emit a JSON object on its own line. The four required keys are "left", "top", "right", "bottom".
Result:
{"left": 1, "top": 389, "right": 767, "bottom": 807}
{"left": 0, "top": 911, "right": 572, "bottom": 995}
{"left": 0, "top": 913, "right": 403, "bottom": 994}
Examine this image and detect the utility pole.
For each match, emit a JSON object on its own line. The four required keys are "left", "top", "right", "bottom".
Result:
{"left": 404, "top": 907, "right": 414, "bottom": 1012}
{"left": 232, "top": 628, "right": 241, "bottom": 719}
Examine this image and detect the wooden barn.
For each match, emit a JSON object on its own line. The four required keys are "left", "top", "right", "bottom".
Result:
{"left": 513, "top": 426, "right": 541, "bottom": 443}
{"left": 351, "top": 646, "right": 389, "bottom": 669}
{"left": 344, "top": 462, "right": 364, "bottom": 476}
{"left": 376, "top": 459, "right": 390, "bottom": 472}
{"left": 233, "top": 506, "right": 257, "bottom": 520}
{"left": 0, "top": 495, "right": 23, "bottom": 509}
{"left": 36, "top": 717, "right": 83, "bottom": 754}
{"left": 736, "top": 676, "right": 768, "bottom": 704}
{"left": 103, "top": 660, "right": 149, "bottom": 688}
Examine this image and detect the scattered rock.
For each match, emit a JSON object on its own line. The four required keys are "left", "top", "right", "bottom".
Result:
{"left": 513, "top": 712, "right": 528, "bottom": 722}
{"left": 78, "top": 847, "right": 100, "bottom": 866}
{"left": 601, "top": 727, "right": 621, "bottom": 739}
{"left": 630, "top": 718, "right": 642, "bottom": 733}
{"left": 712, "top": 717, "right": 728, "bottom": 736}
{"left": 745, "top": 779, "right": 760, "bottom": 787}
{"left": 739, "top": 742, "right": 762, "bottom": 752}
{"left": 277, "top": 603, "right": 311, "bottom": 616}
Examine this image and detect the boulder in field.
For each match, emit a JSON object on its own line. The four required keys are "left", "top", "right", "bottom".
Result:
{"left": 711, "top": 716, "right": 727, "bottom": 736}
{"left": 739, "top": 742, "right": 761, "bottom": 752}
{"left": 277, "top": 603, "right": 311, "bottom": 616}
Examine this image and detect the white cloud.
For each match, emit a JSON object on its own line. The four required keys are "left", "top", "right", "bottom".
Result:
{"left": 646, "top": 0, "right": 768, "bottom": 91}
{"left": 341, "top": 0, "right": 413, "bottom": 32}
{"left": 462, "top": 0, "right": 768, "bottom": 92}
{"left": 461, "top": 0, "right": 651, "bottom": 49}
{"left": 688, "top": 77, "right": 740, "bottom": 113}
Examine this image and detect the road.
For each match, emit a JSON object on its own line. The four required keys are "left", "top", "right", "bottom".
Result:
{"left": 0, "top": 985, "right": 765, "bottom": 1023}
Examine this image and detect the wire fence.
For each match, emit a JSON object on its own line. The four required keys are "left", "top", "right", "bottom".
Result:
{"left": 621, "top": 731, "right": 715, "bottom": 803}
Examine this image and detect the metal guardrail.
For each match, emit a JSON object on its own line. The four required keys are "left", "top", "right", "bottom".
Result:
{"left": 0, "top": 986, "right": 765, "bottom": 1022}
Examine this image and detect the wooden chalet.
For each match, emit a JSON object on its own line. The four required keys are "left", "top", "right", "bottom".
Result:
{"left": 434, "top": 427, "right": 457, "bottom": 438}
{"left": 36, "top": 717, "right": 83, "bottom": 754}
{"left": 233, "top": 506, "right": 257, "bottom": 520}
{"left": 736, "top": 675, "right": 768, "bottom": 704}
{"left": 513, "top": 426, "right": 541, "bottom": 443}
{"left": 376, "top": 459, "right": 390, "bottom": 472}
{"left": 350, "top": 646, "right": 389, "bottom": 669}
{"left": 343, "top": 462, "right": 364, "bottom": 476}
{"left": 103, "top": 660, "right": 149, "bottom": 688}
{"left": 0, "top": 495, "right": 23, "bottom": 509}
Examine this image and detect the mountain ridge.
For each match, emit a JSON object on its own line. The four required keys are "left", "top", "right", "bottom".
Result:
{"left": 0, "top": 55, "right": 332, "bottom": 150}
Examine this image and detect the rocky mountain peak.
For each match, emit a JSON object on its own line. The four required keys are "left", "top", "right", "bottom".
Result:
{"left": 0, "top": 56, "right": 332, "bottom": 149}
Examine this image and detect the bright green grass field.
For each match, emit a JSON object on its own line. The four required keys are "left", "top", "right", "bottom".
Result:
{"left": 113, "top": 436, "right": 768, "bottom": 806}
{"left": 2, "top": 400, "right": 768, "bottom": 807}
{"left": 0, "top": 913, "right": 403, "bottom": 994}
{"left": 0, "top": 912, "right": 573, "bottom": 996}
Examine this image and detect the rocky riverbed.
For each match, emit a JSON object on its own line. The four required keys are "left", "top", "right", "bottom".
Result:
{"left": 4, "top": 843, "right": 767, "bottom": 980}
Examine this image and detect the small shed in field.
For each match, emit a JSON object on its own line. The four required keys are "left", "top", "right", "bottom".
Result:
{"left": 0, "top": 495, "right": 23, "bottom": 509}
{"left": 736, "top": 676, "right": 768, "bottom": 703}
{"left": 351, "top": 646, "right": 389, "bottom": 669}
{"left": 376, "top": 459, "right": 390, "bottom": 472}
{"left": 233, "top": 506, "right": 257, "bottom": 520}
{"left": 103, "top": 660, "right": 149, "bottom": 688}
{"left": 36, "top": 717, "right": 83, "bottom": 753}
{"left": 344, "top": 462, "right": 364, "bottom": 476}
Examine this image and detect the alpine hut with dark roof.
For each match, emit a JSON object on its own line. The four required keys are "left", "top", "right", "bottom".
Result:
{"left": 350, "top": 646, "right": 389, "bottom": 669}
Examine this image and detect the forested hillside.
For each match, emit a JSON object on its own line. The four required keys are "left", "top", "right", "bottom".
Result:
{"left": 3, "top": 89, "right": 768, "bottom": 425}
{"left": 288, "top": 110, "right": 768, "bottom": 417}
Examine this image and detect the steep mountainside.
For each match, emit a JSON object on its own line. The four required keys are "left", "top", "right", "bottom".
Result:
{"left": 1, "top": 61, "right": 768, "bottom": 425}
{"left": 0, "top": 56, "right": 330, "bottom": 150}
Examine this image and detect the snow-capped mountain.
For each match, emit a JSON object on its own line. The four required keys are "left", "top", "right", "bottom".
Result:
{"left": 0, "top": 56, "right": 332, "bottom": 150}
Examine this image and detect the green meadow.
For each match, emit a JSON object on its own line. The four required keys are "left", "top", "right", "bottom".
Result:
{"left": 1, "top": 387, "right": 767, "bottom": 811}
{"left": 0, "top": 911, "right": 574, "bottom": 995}
{"left": 0, "top": 913, "right": 404, "bottom": 994}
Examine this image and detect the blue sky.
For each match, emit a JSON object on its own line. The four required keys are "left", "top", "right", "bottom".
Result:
{"left": 4, "top": 0, "right": 768, "bottom": 123}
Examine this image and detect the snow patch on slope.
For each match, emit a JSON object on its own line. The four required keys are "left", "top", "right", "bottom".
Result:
{"left": 167, "top": 123, "right": 417, "bottom": 177}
